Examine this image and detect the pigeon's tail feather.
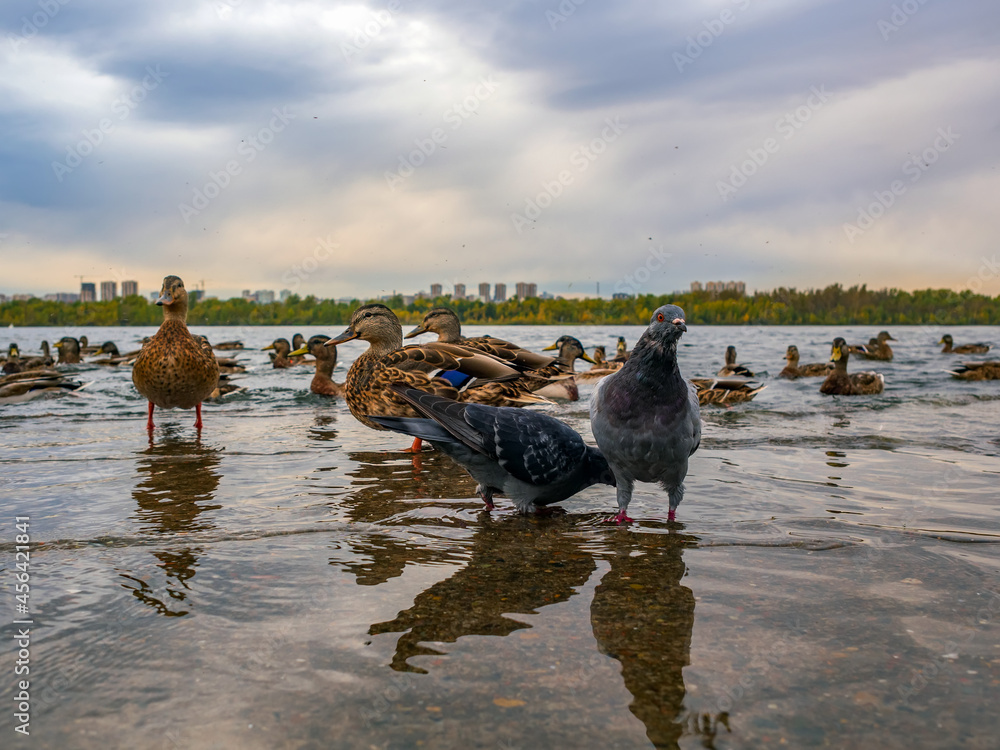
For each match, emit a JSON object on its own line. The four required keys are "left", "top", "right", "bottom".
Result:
{"left": 387, "top": 384, "right": 487, "bottom": 454}
{"left": 368, "top": 415, "right": 457, "bottom": 444}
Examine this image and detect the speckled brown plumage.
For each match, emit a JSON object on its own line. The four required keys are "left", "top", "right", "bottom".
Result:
{"left": 132, "top": 276, "right": 219, "bottom": 429}
{"left": 778, "top": 345, "right": 833, "bottom": 379}
{"left": 262, "top": 337, "right": 310, "bottom": 368}
{"left": 717, "top": 345, "right": 755, "bottom": 377}
{"left": 820, "top": 338, "right": 884, "bottom": 395}
{"left": 289, "top": 335, "right": 343, "bottom": 397}
{"left": 852, "top": 331, "right": 895, "bottom": 361}
{"left": 690, "top": 377, "right": 766, "bottom": 406}
{"left": 947, "top": 361, "right": 1000, "bottom": 380}
{"left": 330, "top": 304, "right": 547, "bottom": 433}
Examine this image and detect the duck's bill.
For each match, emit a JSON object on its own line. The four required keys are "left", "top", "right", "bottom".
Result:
{"left": 260, "top": 343, "right": 276, "bottom": 351}
{"left": 326, "top": 328, "right": 357, "bottom": 346}
{"left": 541, "top": 343, "right": 557, "bottom": 351}
{"left": 403, "top": 325, "right": 427, "bottom": 339}
{"left": 155, "top": 293, "right": 173, "bottom": 306}
{"left": 580, "top": 351, "right": 597, "bottom": 364}
{"left": 830, "top": 348, "right": 842, "bottom": 362}
{"left": 288, "top": 345, "right": 309, "bottom": 357}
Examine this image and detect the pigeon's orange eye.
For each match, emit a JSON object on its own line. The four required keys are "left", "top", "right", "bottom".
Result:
{"left": 656, "top": 313, "right": 665, "bottom": 322}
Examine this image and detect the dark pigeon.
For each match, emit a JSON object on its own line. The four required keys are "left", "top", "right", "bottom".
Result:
{"left": 371, "top": 384, "right": 615, "bottom": 513}
{"left": 589, "top": 304, "right": 702, "bottom": 523}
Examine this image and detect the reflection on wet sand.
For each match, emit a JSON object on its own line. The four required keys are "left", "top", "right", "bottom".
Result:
{"left": 122, "top": 433, "right": 221, "bottom": 616}
{"left": 591, "top": 528, "right": 704, "bottom": 749}
{"left": 368, "top": 514, "right": 595, "bottom": 673}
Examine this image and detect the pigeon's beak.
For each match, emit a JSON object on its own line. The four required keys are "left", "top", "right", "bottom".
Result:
{"left": 673, "top": 317, "right": 687, "bottom": 332}
{"left": 327, "top": 327, "right": 357, "bottom": 346}
{"left": 403, "top": 324, "right": 427, "bottom": 339}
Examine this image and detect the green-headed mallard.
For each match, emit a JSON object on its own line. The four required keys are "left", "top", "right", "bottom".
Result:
{"left": 778, "top": 345, "right": 832, "bottom": 379}
{"left": 132, "top": 276, "right": 220, "bottom": 430}
{"left": 820, "top": 338, "right": 884, "bottom": 395}
{"left": 853, "top": 331, "right": 895, "bottom": 361}
{"left": 328, "top": 304, "right": 548, "bottom": 451}
{"left": 947, "top": 361, "right": 1000, "bottom": 380}
{"left": 939, "top": 335, "right": 990, "bottom": 354}
{"left": 289, "top": 334, "right": 343, "bottom": 397}
{"left": 717, "top": 345, "right": 754, "bottom": 377}
{"left": 690, "top": 377, "right": 765, "bottom": 406}
{"left": 404, "top": 307, "right": 570, "bottom": 390}
{"left": 54, "top": 337, "right": 82, "bottom": 364}
{"left": 539, "top": 335, "right": 598, "bottom": 400}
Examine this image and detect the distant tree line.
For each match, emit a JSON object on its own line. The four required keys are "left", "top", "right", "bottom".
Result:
{"left": 1, "top": 285, "right": 998, "bottom": 327}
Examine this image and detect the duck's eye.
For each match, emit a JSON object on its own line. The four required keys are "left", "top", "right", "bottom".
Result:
{"left": 656, "top": 313, "right": 665, "bottom": 322}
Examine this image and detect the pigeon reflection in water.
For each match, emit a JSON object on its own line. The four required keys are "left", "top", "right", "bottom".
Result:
{"left": 124, "top": 435, "right": 221, "bottom": 617}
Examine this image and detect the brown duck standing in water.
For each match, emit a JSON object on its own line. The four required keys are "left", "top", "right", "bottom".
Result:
{"left": 820, "top": 338, "right": 884, "bottom": 395}
{"left": 289, "top": 334, "right": 343, "bottom": 397}
{"left": 778, "top": 345, "right": 832, "bottom": 379}
{"left": 939, "top": 335, "right": 990, "bottom": 355}
{"left": 132, "top": 276, "right": 220, "bottom": 430}
{"left": 327, "top": 303, "right": 547, "bottom": 451}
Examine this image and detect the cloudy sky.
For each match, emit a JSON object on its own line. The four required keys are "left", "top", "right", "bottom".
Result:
{"left": 2, "top": 0, "right": 998, "bottom": 301}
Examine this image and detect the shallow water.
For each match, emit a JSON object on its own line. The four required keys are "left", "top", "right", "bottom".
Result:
{"left": 1, "top": 324, "right": 998, "bottom": 749}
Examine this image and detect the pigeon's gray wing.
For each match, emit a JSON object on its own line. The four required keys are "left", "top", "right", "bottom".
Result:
{"left": 463, "top": 404, "right": 585, "bottom": 487}
{"left": 369, "top": 415, "right": 459, "bottom": 445}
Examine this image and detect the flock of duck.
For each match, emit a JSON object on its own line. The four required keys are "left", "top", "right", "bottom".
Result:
{"left": 3, "top": 275, "right": 996, "bottom": 522}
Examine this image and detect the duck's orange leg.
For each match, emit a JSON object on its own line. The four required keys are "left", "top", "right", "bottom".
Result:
{"left": 194, "top": 403, "right": 204, "bottom": 430}
{"left": 401, "top": 437, "right": 423, "bottom": 453}
{"left": 146, "top": 402, "right": 155, "bottom": 431}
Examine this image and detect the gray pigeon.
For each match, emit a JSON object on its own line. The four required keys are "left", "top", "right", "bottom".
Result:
{"left": 371, "top": 384, "right": 615, "bottom": 513}
{"left": 589, "top": 304, "right": 701, "bottom": 523}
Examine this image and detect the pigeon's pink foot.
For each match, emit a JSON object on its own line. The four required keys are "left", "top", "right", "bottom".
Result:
{"left": 604, "top": 510, "right": 634, "bottom": 524}
{"left": 668, "top": 508, "right": 676, "bottom": 522}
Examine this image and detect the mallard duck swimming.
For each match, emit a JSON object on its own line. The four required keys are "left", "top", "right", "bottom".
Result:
{"left": 208, "top": 373, "right": 246, "bottom": 399}
{"left": 576, "top": 346, "right": 623, "bottom": 383}
{"left": 820, "top": 338, "right": 884, "bottom": 395}
{"left": 778, "top": 345, "right": 832, "bottom": 379}
{"left": 132, "top": 276, "right": 220, "bottom": 430}
{"left": 78, "top": 335, "right": 100, "bottom": 355}
{"left": 213, "top": 340, "right": 244, "bottom": 350}
{"left": 2, "top": 344, "right": 23, "bottom": 374}
{"left": 54, "top": 337, "right": 82, "bottom": 364}
{"left": 717, "top": 345, "right": 754, "bottom": 377}
{"left": 0, "top": 371, "right": 89, "bottom": 404}
{"left": 89, "top": 341, "right": 131, "bottom": 366}
{"left": 939, "top": 335, "right": 990, "bottom": 354}
{"left": 614, "top": 336, "right": 630, "bottom": 362}
{"left": 947, "top": 361, "right": 1000, "bottom": 380}
{"left": 289, "top": 334, "right": 343, "bottom": 397}
{"left": 327, "top": 303, "right": 547, "bottom": 451}
{"left": 29, "top": 341, "right": 54, "bottom": 368}
{"left": 690, "top": 377, "right": 766, "bottom": 405}
{"left": 853, "top": 331, "right": 895, "bottom": 361}
{"left": 404, "top": 307, "right": 570, "bottom": 391}
{"left": 262, "top": 338, "right": 310, "bottom": 368}
{"left": 539, "top": 335, "right": 598, "bottom": 400}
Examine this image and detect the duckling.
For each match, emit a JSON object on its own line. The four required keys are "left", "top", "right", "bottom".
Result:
{"left": 539, "top": 335, "right": 598, "bottom": 400}
{"left": 327, "top": 303, "right": 548, "bottom": 451}
{"left": 690, "top": 377, "right": 766, "bottom": 406}
{"left": 54, "top": 337, "right": 82, "bottom": 364}
{"left": 717, "top": 345, "right": 754, "bottom": 377}
{"left": 939, "top": 335, "right": 990, "bottom": 354}
{"left": 778, "top": 345, "right": 832, "bottom": 379}
{"left": 289, "top": 334, "right": 343, "bottom": 397}
{"left": 947, "top": 361, "right": 1000, "bottom": 380}
{"left": 404, "top": 307, "right": 571, "bottom": 390}
{"left": 853, "top": 331, "right": 895, "bottom": 361}
{"left": 820, "top": 338, "right": 884, "bottom": 395}
{"left": 131, "top": 276, "right": 220, "bottom": 430}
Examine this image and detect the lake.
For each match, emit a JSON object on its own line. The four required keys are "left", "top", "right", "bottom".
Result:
{"left": 1, "top": 323, "right": 998, "bottom": 749}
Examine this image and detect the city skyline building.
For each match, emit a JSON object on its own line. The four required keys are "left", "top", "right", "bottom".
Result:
{"left": 100, "top": 280, "right": 117, "bottom": 301}
{"left": 121, "top": 280, "right": 138, "bottom": 297}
